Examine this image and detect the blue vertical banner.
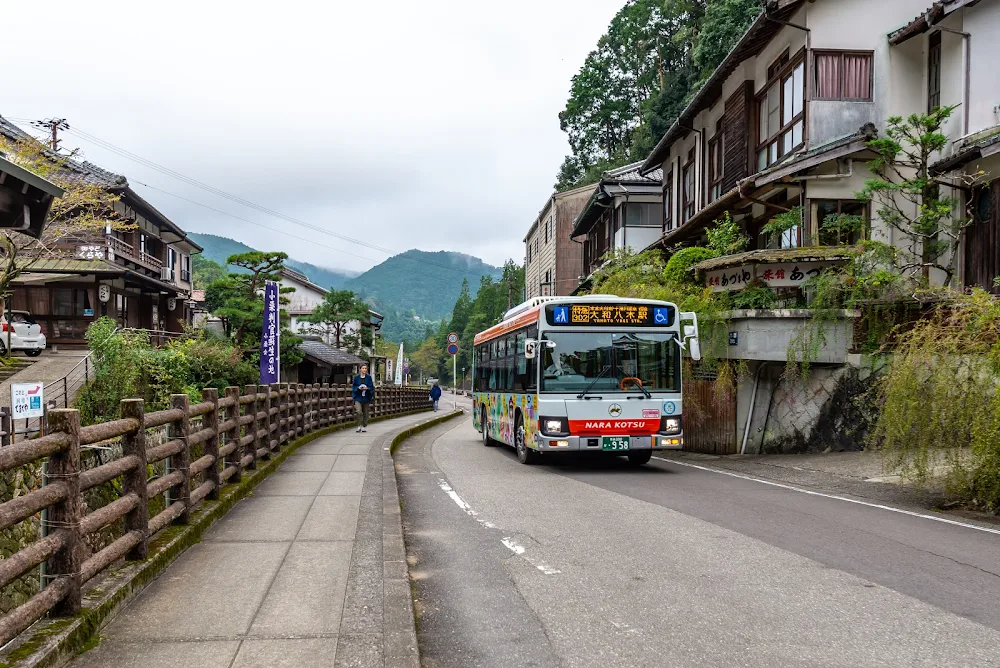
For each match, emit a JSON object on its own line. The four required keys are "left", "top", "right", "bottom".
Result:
{"left": 260, "top": 281, "right": 280, "bottom": 384}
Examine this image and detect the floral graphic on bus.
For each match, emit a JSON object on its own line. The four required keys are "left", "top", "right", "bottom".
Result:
{"left": 473, "top": 392, "right": 537, "bottom": 447}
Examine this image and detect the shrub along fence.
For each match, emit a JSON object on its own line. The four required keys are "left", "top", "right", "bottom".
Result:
{"left": 0, "top": 383, "right": 428, "bottom": 646}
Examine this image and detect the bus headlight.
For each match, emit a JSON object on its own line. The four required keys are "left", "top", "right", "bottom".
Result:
{"left": 540, "top": 417, "right": 569, "bottom": 436}
{"left": 660, "top": 417, "right": 682, "bottom": 435}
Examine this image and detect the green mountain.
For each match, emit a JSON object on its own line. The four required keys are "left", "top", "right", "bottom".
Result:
{"left": 189, "top": 235, "right": 501, "bottom": 346}
{"left": 344, "top": 250, "right": 502, "bottom": 321}
{"left": 189, "top": 233, "right": 357, "bottom": 288}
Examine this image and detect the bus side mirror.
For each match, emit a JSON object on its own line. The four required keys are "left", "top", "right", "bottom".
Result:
{"left": 689, "top": 338, "right": 702, "bottom": 362}
{"left": 683, "top": 324, "right": 696, "bottom": 339}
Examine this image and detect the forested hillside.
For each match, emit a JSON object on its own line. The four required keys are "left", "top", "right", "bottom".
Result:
{"left": 345, "top": 250, "right": 502, "bottom": 322}
{"left": 556, "top": 0, "right": 764, "bottom": 190}
{"left": 189, "top": 233, "right": 356, "bottom": 289}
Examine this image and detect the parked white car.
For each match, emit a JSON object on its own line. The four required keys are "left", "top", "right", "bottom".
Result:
{"left": 0, "top": 311, "right": 46, "bottom": 356}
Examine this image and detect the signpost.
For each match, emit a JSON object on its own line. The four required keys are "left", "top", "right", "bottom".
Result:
{"left": 447, "top": 333, "right": 459, "bottom": 403}
{"left": 403, "top": 358, "right": 410, "bottom": 385}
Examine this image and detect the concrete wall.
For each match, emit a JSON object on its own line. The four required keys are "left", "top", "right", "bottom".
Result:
{"left": 715, "top": 310, "right": 857, "bottom": 364}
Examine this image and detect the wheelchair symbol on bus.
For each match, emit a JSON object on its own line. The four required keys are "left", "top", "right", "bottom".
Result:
{"left": 653, "top": 308, "right": 670, "bottom": 324}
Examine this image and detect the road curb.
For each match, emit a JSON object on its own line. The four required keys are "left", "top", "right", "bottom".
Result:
{"left": 382, "top": 409, "right": 462, "bottom": 668}
{"left": 1, "top": 407, "right": 434, "bottom": 668}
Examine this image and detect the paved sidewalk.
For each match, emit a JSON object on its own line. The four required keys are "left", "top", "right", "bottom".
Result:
{"left": 70, "top": 411, "right": 435, "bottom": 668}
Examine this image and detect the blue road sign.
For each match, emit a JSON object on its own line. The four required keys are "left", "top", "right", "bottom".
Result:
{"left": 447, "top": 343, "right": 459, "bottom": 356}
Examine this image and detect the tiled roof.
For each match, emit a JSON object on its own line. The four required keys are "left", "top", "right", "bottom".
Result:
{"left": 298, "top": 340, "right": 367, "bottom": 367}
{"left": 692, "top": 246, "right": 856, "bottom": 272}
{"left": 20, "top": 258, "right": 125, "bottom": 274}
{"left": 888, "top": 0, "right": 980, "bottom": 45}
{"left": 603, "top": 161, "right": 662, "bottom": 184}
{"left": 930, "top": 126, "right": 1000, "bottom": 174}
{"left": 0, "top": 116, "right": 127, "bottom": 189}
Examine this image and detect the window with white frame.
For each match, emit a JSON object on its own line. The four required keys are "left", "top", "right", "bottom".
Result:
{"left": 757, "top": 52, "right": 805, "bottom": 171}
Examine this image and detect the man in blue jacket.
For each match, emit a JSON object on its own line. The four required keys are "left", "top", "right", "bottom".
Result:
{"left": 352, "top": 364, "right": 375, "bottom": 432}
{"left": 429, "top": 380, "right": 442, "bottom": 411}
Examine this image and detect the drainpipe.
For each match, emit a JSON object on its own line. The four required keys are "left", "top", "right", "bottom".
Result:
{"left": 740, "top": 362, "right": 769, "bottom": 454}
{"left": 933, "top": 24, "right": 971, "bottom": 136}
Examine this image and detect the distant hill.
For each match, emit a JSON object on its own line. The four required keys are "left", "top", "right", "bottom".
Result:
{"left": 189, "top": 233, "right": 357, "bottom": 289}
{"left": 189, "top": 235, "right": 501, "bottom": 345}
{"left": 345, "top": 250, "right": 502, "bottom": 321}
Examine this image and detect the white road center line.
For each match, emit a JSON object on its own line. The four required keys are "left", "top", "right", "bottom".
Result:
{"left": 652, "top": 456, "right": 1000, "bottom": 536}
{"left": 502, "top": 538, "right": 561, "bottom": 575}
{"left": 438, "top": 479, "right": 498, "bottom": 529}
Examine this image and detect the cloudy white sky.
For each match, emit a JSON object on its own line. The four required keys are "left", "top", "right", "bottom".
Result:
{"left": 4, "top": 0, "right": 622, "bottom": 273}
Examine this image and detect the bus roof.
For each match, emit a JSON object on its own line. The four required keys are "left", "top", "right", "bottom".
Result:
{"left": 474, "top": 295, "right": 683, "bottom": 346}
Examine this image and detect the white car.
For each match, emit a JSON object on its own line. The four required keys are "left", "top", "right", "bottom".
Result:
{"left": 0, "top": 311, "right": 46, "bottom": 357}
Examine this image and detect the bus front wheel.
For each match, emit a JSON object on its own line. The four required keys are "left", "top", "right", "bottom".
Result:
{"left": 515, "top": 414, "right": 538, "bottom": 465}
{"left": 627, "top": 450, "right": 652, "bottom": 466}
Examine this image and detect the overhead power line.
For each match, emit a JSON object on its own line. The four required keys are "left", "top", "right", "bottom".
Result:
{"left": 49, "top": 123, "right": 502, "bottom": 281}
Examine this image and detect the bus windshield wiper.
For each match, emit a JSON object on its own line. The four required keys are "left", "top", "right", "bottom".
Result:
{"left": 629, "top": 382, "right": 652, "bottom": 399}
{"left": 577, "top": 364, "right": 611, "bottom": 399}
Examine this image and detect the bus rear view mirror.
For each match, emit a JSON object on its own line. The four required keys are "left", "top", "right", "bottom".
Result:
{"left": 683, "top": 324, "right": 697, "bottom": 339}
{"left": 689, "top": 338, "right": 702, "bottom": 362}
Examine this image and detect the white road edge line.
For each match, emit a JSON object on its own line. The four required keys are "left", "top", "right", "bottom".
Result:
{"left": 652, "top": 456, "right": 1000, "bottom": 536}
{"left": 436, "top": 479, "right": 561, "bottom": 574}
{"left": 438, "top": 479, "right": 498, "bottom": 529}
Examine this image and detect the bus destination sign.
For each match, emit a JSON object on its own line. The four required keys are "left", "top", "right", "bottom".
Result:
{"left": 546, "top": 303, "right": 674, "bottom": 327}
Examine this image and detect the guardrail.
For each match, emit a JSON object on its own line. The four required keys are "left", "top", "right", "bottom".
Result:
{"left": 0, "top": 383, "right": 428, "bottom": 645}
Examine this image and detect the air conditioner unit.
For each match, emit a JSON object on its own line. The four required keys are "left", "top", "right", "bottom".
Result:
{"left": 160, "top": 267, "right": 173, "bottom": 281}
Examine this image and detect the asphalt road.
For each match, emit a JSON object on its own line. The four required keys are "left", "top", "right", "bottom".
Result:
{"left": 396, "top": 410, "right": 1000, "bottom": 668}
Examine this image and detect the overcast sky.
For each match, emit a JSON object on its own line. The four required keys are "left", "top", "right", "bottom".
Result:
{"left": 4, "top": 0, "right": 621, "bottom": 274}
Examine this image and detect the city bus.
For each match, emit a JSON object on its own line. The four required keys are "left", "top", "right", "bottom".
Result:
{"left": 472, "top": 295, "right": 700, "bottom": 465}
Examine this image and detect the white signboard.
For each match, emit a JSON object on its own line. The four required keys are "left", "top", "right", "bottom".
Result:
{"left": 75, "top": 245, "right": 106, "bottom": 261}
{"left": 706, "top": 261, "right": 837, "bottom": 292}
{"left": 11, "top": 382, "right": 44, "bottom": 419}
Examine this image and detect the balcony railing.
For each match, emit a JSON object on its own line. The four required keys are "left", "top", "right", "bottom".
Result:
{"left": 105, "top": 236, "right": 163, "bottom": 272}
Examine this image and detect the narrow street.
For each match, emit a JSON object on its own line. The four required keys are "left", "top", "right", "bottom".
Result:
{"left": 396, "top": 408, "right": 1000, "bottom": 668}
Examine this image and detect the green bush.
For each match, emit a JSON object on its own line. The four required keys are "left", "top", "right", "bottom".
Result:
{"left": 664, "top": 247, "right": 716, "bottom": 285}
{"left": 77, "top": 318, "right": 259, "bottom": 424}
{"left": 871, "top": 289, "right": 1000, "bottom": 512}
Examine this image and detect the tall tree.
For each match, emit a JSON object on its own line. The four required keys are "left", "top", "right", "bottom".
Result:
{"left": 306, "top": 289, "right": 369, "bottom": 349}
{"left": 204, "top": 251, "right": 303, "bottom": 368}
{"left": 861, "top": 106, "right": 986, "bottom": 287}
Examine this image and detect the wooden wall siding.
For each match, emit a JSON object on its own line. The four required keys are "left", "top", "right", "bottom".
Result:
{"left": 0, "top": 384, "right": 430, "bottom": 646}
{"left": 722, "top": 81, "right": 755, "bottom": 194}
{"left": 964, "top": 182, "right": 1000, "bottom": 295}
{"left": 682, "top": 377, "right": 737, "bottom": 455}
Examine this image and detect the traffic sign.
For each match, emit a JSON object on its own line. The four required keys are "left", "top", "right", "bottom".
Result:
{"left": 447, "top": 332, "right": 459, "bottom": 344}
{"left": 447, "top": 343, "right": 459, "bottom": 356}
{"left": 11, "top": 382, "right": 44, "bottom": 419}
{"left": 403, "top": 361, "right": 410, "bottom": 373}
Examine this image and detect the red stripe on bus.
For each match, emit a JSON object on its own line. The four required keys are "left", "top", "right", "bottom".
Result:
{"left": 473, "top": 308, "right": 540, "bottom": 346}
{"left": 568, "top": 419, "right": 660, "bottom": 435}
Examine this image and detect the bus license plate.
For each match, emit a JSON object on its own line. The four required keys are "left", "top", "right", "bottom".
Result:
{"left": 602, "top": 436, "right": 630, "bottom": 451}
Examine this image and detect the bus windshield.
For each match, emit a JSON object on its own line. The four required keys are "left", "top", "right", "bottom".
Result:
{"left": 540, "top": 332, "right": 680, "bottom": 394}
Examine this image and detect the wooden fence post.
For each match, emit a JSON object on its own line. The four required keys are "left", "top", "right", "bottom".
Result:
{"left": 297, "top": 384, "right": 305, "bottom": 437}
{"left": 45, "top": 409, "right": 82, "bottom": 616}
{"left": 244, "top": 385, "right": 257, "bottom": 469}
{"left": 256, "top": 385, "right": 269, "bottom": 461}
{"left": 278, "top": 383, "right": 287, "bottom": 443}
{"left": 224, "top": 387, "right": 242, "bottom": 484}
{"left": 170, "top": 394, "right": 192, "bottom": 525}
{"left": 269, "top": 383, "right": 280, "bottom": 452}
{"left": 321, "top": 383, "right": 330, "bottom": 427}
{"left": 120, "top": 399, "right": 149, "bottom": 560}
{"left": 202, "top": 388, "right": 221, "bottom": 501}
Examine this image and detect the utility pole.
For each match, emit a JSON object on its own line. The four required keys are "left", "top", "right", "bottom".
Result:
{"left": 31, "top": 118, "right": 69, "bottom": 153}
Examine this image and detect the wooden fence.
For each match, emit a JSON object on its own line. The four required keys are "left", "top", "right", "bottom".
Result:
{"left": 0, "top": 383, "right": 429, "bottom": 646}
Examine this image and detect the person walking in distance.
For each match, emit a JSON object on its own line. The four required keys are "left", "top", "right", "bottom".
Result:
{"left": 352, "top": 364, "right": 375, "bottom": 432}
{"left": 429, "top": 380, "right": 442, "bottom": 412}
